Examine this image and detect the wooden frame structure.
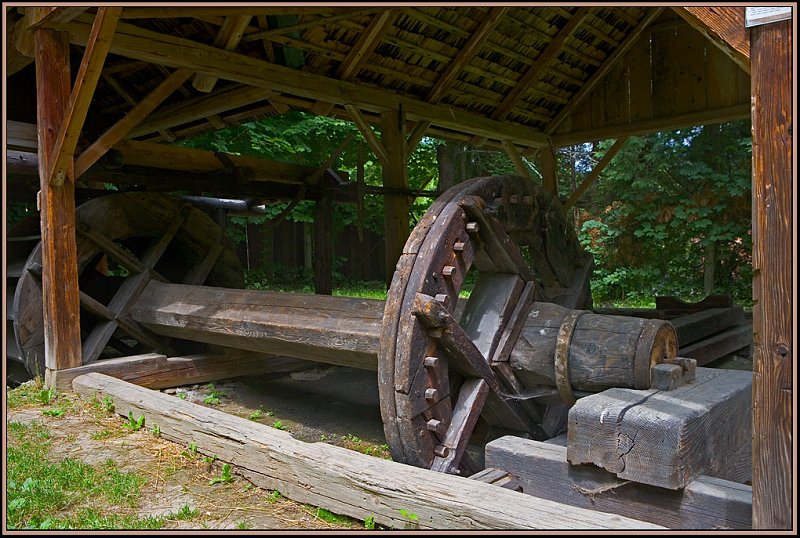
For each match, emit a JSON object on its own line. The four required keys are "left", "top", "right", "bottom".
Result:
{"left": 3, "top": 5, "right": 794, "bottom": 529}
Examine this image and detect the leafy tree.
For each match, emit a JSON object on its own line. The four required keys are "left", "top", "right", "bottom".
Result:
{"left": 575, "top": 121, "right": 752, "bottom": 305}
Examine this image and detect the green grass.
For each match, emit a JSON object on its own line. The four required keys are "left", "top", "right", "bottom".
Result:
{"left": 8, "top": 377, "right": 48, "bottom": 409}
{"left": 305, "top": 506, "right": 354, "bottom": 527}
{"left": 7, "top": 420, "right": 160, "bottom": 530}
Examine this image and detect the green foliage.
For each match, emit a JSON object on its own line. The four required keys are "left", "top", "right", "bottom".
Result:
{"left": 124, "top": 411, "right": 145, "bottom": 431}
{"left": 102, "top": 395, "right": 115, "bottom": 414}
{"left": 574, "top": 121, "right": 753, "bottom": 305}
{"left": 271, "top": 420, "right": 286, "bottom": 430}
{"left": 41, "top": 408, "right": 65, "bottom": 417}
{"left": 39, "top": 388, "right": 57, "bottom": 405}
{"left": 398, "top": 508, "right": 419, "bottom": 526}
{"left": 150, "top": 424, "right": 161, "bottom": 437}
{"left": 209, "top": 463, "right": 233, "bottom": 485}
{"left": 7, "top": 422, "right": 156, "bottom": 530}
{"left": 266, "top": 490, "right": 282, "bottom": 504}
{"left": 172, "top": 504, "right": 198, "bottom": 521}
{"left": 183, "top": 441, "right": 198, "bottom": 458}
{"left": 364, "top": 515, "right": 376, "bottom": 530}
{"left": 248, "top": 409, "right": 263, "bottom": 421}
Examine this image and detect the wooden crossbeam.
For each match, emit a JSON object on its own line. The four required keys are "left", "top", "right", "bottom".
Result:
{"left": 52, "top": 15, "right": 548, "bottom": 148}
{"left": 405, "top": 120, "right": 430, "bottom": 154}
{"left": 492, "top": 8, "right": 590, "bottom": 122}
{"left": 335, "top": 10, "right": 397, "bottom": 80}
{"left": 25, "top": 6, "right": 89, "bottom": 29}
{"left": 546, "top": 8, "right": 664, "bottom": 135}
{"left": 242, "top": 8, "right": 383, "bottom": 42}
{"left": 74, "top": 69, "right": 192, "bottom": 178}
{"left": 46, "top": 8, "right": 121, "bottom": 186}
{"left": 120, "top": 6, "right": 350, "bottom": 20}
{"left": 562, "top": 137, "right": 628, "bottom": 210}
{"left": 425, "top": 7, "right": 508, "bottom": 103}
{"left": 502, "top": 140, "right": 531, "bottom": 179}
{"left": 345, "top": 104, "right": 388, "bottom": 166}
{"left": 193, "top": 15, "right": 253, "bottom": 92}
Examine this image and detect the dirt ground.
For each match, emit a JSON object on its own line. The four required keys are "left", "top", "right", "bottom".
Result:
{"left": 6, "top": 365, "right": 389, "bottom": 531}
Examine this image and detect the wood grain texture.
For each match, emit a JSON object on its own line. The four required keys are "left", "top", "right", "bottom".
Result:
{"left": 381, "top": 107, "right": 410, "bottom": 286}
{"left": 52, "top": 351, "right": 311, "bottom": 391}
{"left": 486, "top": 436, "right": 752, "bottom": 529}
{"left": 567, "top": 367, "right": 752, "bottom": 489}
{"left": 35, "top": 28, "right": 83, "bottom": 375}
{"left": 72, "top": 373, "right": 662, "bottom": 530}
{"left": 130, "top": 281, "right": 383, "bottom": 370}
{"left": 749, "top": 18, "right": 792, "bottom": 530}
{"left": 674, "top": 7, "right": 749, "bottom": 74}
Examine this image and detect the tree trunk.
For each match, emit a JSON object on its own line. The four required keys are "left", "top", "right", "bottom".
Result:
{"left": 703, "top": 241, "right": 716, "bottom": 296}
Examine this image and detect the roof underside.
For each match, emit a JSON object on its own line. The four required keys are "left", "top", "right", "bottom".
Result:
{"left": 6, "top": 6, "right": 750, "bottom": 152}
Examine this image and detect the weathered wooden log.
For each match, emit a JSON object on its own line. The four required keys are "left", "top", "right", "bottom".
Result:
{"left": 508, "top": 302, "right": 678, "bottom": 393}
{"left": 71, "top": 373, "right": 662, "bottom": 530}
{"left": 485, "top": 436, "right": 752, "bottom": 529}
{"left": 130, "top": 281, "right": 676, "bottom": 397}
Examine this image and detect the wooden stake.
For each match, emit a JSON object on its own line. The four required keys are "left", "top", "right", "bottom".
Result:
{"left": 34, "top": 28, "right": 82, "bottom": 378}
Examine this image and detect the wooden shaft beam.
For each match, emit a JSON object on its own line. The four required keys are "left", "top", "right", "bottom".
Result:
{"left": 335, "top": 10, "right": 397, "bottom": 81}
{"left": 193, "top": 15, "right": 253, "bottom": 92}
{"left": 546, "top": 8, "right": 664, "bottom": 135}
{"left": 538, "top": 142, "right": 559, "bottom": 196}
{"left": 52, "top": 16, "right": 548, "bottom": 148}
{"left": 563, "top": 137, "right": 628, "bottom": 210}
{"left": 673, "top": 7, "right": 750, "bottom": 75}
{"left": 74, "top": 69, "right": 192, "bottom": 177}
{"left": 425, "top": 7, "right": 508, "bottom": 103}
{"left": 47, "top": 8, "right": 121, "bottom": 186}
{"left": 492, "top": 8, "right": 590, "bottom": 122}
{"left": 750, "top": 18, "right": 792, "bottom": 530}
{"left": 34, "top": 28, "right": 83, "bottom": 377}
{"left": 502, "top": 140, "right": 531, "bottom": 179}
{"left": 380, "top": 107, "right": 410, "bottom": 287}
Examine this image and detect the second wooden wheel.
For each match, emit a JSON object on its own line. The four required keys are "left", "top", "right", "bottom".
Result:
{"left": 379, "top": 176, "right": 592, "bottom": 473}
{"left": 12, "top": 191, "right": 243, "bottom": 377}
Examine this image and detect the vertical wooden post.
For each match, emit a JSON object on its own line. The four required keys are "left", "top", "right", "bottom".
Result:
{"left": 313, "top": 195, "right": 333, "bottom": 295}
{"left": 750, "top": 18, "right": 792, "bottom": 530}
{"left": 34, "top": 28, "right": 82, "bottom": 381}
{"left": 538, "top": 143, "right": 559, "bottom": 196}
{"left": 381, "top": 107, "right": 410, "bottom": 287}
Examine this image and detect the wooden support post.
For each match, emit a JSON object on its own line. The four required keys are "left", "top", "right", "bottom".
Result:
{"left": 538, "top": 142, "right": 559, "bottom": 197}
{"left": 380, "top": 107, "right": 410, "bottom": 287}
{"left": 313, "top": 195, "right": 333, "bottom": 295}
{"left": 72, "top": 373, "right": 663, "bottom": 530}
{"left": 750, "top": 17, "right": 792, "bottom": 530}
{"left": 563, "top": 137, "right": 628, "bottom": 210}
{"left": 35, "top": 28, "right": 83, "bottom": 379}
{"left": 502, "top": 140, "right": 531, "bottom": 179}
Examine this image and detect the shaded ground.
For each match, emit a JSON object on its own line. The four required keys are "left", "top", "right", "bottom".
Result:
{"left": 6, "top": 365, "right": 390, "bottom": 531}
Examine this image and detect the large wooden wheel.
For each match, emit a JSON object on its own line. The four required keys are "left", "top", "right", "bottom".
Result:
{"left": 13, "top": 192, "right": 243, "bottom": 377}
{"left": 379, "top": 176, "right": 591, "bottom": 473}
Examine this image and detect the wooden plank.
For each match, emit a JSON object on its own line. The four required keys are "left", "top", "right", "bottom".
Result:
{"left": 546, "top": 8, "right": 664, "bottom": 135}
{"left": 468, "top": 468, "right": 521, "bottom": 491}
{"left": 47, "top": 8, "right": 121, "bottom": 186}
{"left": 119, "top": 7, "right": 353, "bottom": 19}
{"left": 627, "top": 32, "right": 653, "bottom": 123}
{"left": 563, "top": 137, "right": 628, "bottom": 210}
{"left": 551, "top": 104, "right": 750, "bottom": 148}
{"left": 425, "top": 7, "right": 508, "bottom": 103}
{"left": 567, "top": 367, "right": 752, "bottom": 490}
{"left": 7, "top": 121, "right": 39, "bottom": 151}
{"left": 74, "top": 68, "right": 193, "bottom": 178}
{"left": 670, "top": 306, "right": 744, "bottom": 346}
{"left": 52, "top": 15, "right": 549, "bottom": 148}
{"left": 486, "top": 437, "right": 752, "bottom": 530}
{"left": 345, "top": 104, "right": 388, "bottom": 166}
{"left": 650, "top": 20, "right": 678, "bottom": 119}
{"left": 51, "top": 351, "right": 312, "bottom": 391}
{"left": 430, "top": 378, "right": 489, "bottom": 474}
{"left": 679, "top": 323, "right": 752, "bottom": 366}
{"left": 335, "top": 10, "right": 397, "bottom": 80}
{"left": 130, "top": 281, "right": 383, "bottom": 370}
{"left": 750, "top": 18, "right": 792, "bottom": 529}
{"left": 673, "top": 7, "right": 749, "bottom": 74}
{"left": 493, "top": 7, "right": 590, "bottom": 121}
{"left": 192, "top": 15, "right": 253, "bottom": 92}
{"left": 705, "top": 39, "right": 741, "bottom": 109}
{"left": 71, "top": 373, "right": 661, "bottom": 529}
{"left": 35, "top": 28, "right": 83, "bottom": 376}
{"left": 25, "top": 6, "right": 89, "bottom": 28}
{"left": 673, "top": 22, "right": 707, "bottom": 115}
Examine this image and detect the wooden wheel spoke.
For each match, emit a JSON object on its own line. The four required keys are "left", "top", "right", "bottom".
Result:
{"left": 459, "top": 194, "right": 536, "bottom": 281}
{"left": 140, "top": 203, "right": 192, "bottom": 268}
{"left": 430, "top": 378, "right": 489, "bottom": 474}
{"left": 77, "top": 221, "right": 146, "bottom": 274}
{"left": 182, "top": 227, "right": 224, "bottom": 285}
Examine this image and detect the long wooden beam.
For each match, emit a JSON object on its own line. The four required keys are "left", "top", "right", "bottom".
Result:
{"left": 74, "top": 69, "right": 192, "bottom": 178}
{"left": 35, "top": 28, "right": 83, "bottom": 379}
{"left": 501, "top": 140, "right": 532, "bottom": 179}
{"left": 335, "top": 10, "right": 397, "bottom": 80}
{"left": 47, "top": 8, "right": 121, "bottom": 186}
{"left": 192, "top": 15, "right": 253, "bottom": 92}
{"left": 51, "top": 15, "right": 548, "bottom": 148}
{"left": 550, "top": 104, "right": 750, "bottom": 148}
{"left": 749, "top": 17, "right": 792, "bottom": 530}
{"left": 546, "top": 8, "right": 664, "bottom": 135}
{"left": 119, "top": 7, "right": 350, "bottom": 19}
{"left": 674, "top": 7, "right": 750, "bottom": 75}
{"left": 425, "top": 7, "right": 508, "bottom": 104}
{"left": 563, "top": 137, "right": 628, "bottom": 210}
{"left": 492, "top": 7, "right": 590, "bottom": 122}
{"left": 72, "top": 373, "right": 662, "bottom": 530}
{"left": 345, "top": 104, "right": 389, "bottom": 166}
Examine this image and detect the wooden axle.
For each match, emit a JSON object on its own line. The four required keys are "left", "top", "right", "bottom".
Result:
{"left": 129, "top": 280, "right": 677, "bottom": 394}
